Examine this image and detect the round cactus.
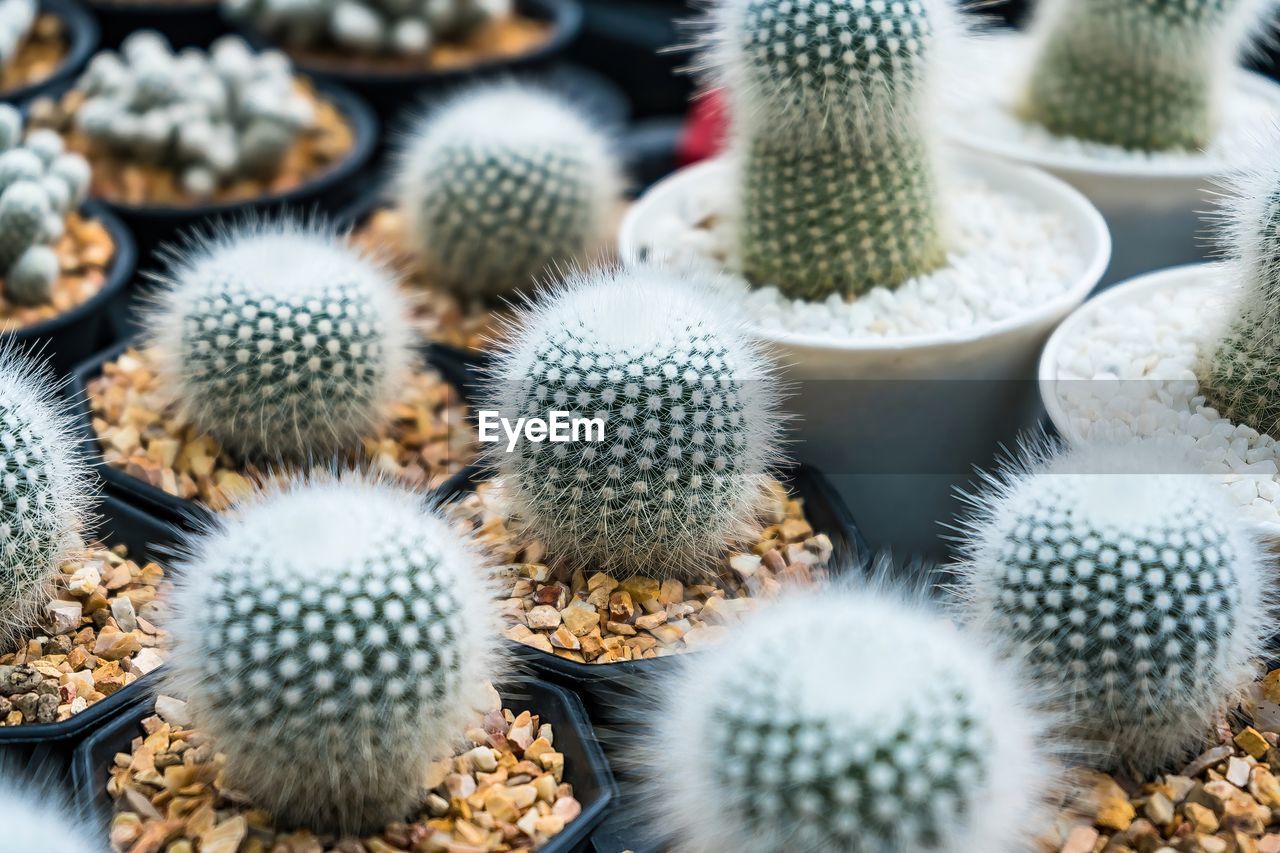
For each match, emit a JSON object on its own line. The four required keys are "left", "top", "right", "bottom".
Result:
{"left": 8, "top": 245, "right": 58, "bottom": 306}
{"left": 395, "top": 83, "right": 623, "bottom": 301}
{"left": 166, "top": 475, "right": 502, "bottom": 834}
{"left": 147, "top": 221, "right": 415, "bottom": 462}
{"left": 706, "top": 0, "right": 952, "bottom": 300}
{"left": 1019, "top": 0, "right": 1268, "bottom": 151}
{"left": 0, "top": 773, "right": 105, "bottom": 853}
{"left": 645, "top": 588, "right": 1051, "bottom": 852}
{"left": 0, "top": 350, "right": 90, "bottom": 645}
{"left": 956, "top": 440, "right": 1271, "bottom": 773}
{"left": 485, "top": 264, "right": 783, "bottom": 578}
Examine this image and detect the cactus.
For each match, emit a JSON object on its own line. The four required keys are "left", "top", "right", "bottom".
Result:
{"left": 485, "top": 264, "right": 783, "bottom": 578}
{"left": 0, "top": 0, "right": 35, "bottom": 72}
{"left": 395, "top": 84, "right": 624, "bottom": 301}
{"left": 74, "top": 32, "right": 314, "bottom": 198}
{"left": 955, "top": 440, "right": 1271, "bottom": 773}
{"left": 704, "top": 0, "right": 952, "bottom": 300}
{"left": 0, "top": 772, "right": 105, "bottom": 852}
{"left": 0, "top": 350, "right": 90, "bottom": 646}
{"left": 165, "top": 475, "right": 502, "bottom": 834}
{"left": 147, "top": 221, "right": 415, "bottom": 462}
{"left": 644, "top": 587, "right": 1051, "bottom": 852}
{"left": 1019, "top": 0, "right": 1270, "bottom": 151}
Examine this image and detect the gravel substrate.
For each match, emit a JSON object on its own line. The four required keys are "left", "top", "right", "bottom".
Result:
{"left": 0, "top": 13, "right": 65, "bottom": 96}
{"left": 451, "top": 479, "right": 835, "bottom": 664}
{"left": 107, "top": 687, "right": 582, "bottom": 852}
{"left": 1046, "top": 269, "right": 1280, "bottom": 532}
{"left": 641, "top": 176, "right": 1088, "bottom": 342}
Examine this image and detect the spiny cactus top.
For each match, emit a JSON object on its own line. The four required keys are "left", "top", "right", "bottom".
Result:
{"left": 1019, "top": 0, "right": 1268, "bottom": 151}
{"left": 394, "top": 83, "right": 624, "bottom": 301}
{"left": 704, "top": 0, "right": 952, "bottom": 300}
{"left": 147, "top": 221, "right": 415, "bottom": 462}
{"left": 646, "top": 588, "right": 1050, "bottom": 853}
{"left": 0, "top": 350, "right": 90, "bottom": 646}
{"left": 0, "top": 775, "right": 105, "bottom": 853}
{"left": 956, "top": 441, "right": 1271, "bottom": 773}
{"left": 166, "top": 475, "right": 502, "bottom": 834}
{"left": 75, "top": 33, "right": 315, "bottom": 198}
{"left": 486, "top": 264, "right": 783, "bottom": 579}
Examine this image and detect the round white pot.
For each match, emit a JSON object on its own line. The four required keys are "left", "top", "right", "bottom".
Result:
{"left": 945, "top": 33, "right": 1280, "bottom": 287}
{"left": 619, "top": 152, "right": 1110, "bottom": 559}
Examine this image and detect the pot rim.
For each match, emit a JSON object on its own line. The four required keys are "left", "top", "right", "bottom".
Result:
{"left": 1, "top": 0, "right": 98, "bottom": 105}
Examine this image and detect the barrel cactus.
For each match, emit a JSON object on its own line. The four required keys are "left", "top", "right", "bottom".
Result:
{"left": 956, "top": 440, "right": 1270, "bottom": 773}
{"left": 147, "top": 221, "right": 415, "bottom": 462}
{"left": 395, "top": 83, "right": 624, "bottom": 301}
{"left": 166, "top": 475, "right": 502, "bottom": 834}
{"left": 485, "top": 264, "right": 783, "bottom": 578}
{"left": 645, "top": 588, "right": 1050, "bottom": 852}
{"left": 1019, "top": 0, "right": 1269, "bottom": 151}
{"left": 704, "top": 0, "right": 953, "bottom": 300}
{"left": 0, "top": 351, "right": 90, "bottom": 645}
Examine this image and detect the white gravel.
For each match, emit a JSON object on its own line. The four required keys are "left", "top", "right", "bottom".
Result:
{"left": 1048, "top": 267, "right": 1280, "bottom": 532}
{"left": 639, "top": 176, "right": 1089, "bottom": 343}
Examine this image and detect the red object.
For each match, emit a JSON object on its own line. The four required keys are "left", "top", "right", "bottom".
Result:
{"left": 678, "top": 89, "right": 729, "bottom": 167}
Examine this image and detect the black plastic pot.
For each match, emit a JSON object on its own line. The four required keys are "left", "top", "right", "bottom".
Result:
{"left": 68, "top": 338, "right": 480, "bottom": 528}
{"left": 2, "top": 0, "right": 98, "bottom": 106}
{"left": 7, "top": 200, "right": 136, "bottom": 377}
{"left": 87, "top": 0, "right": 227, "bottom": 51}
{"left": 0, "top": 492, "right": 180, "bottom": 784}
{"left": 72, "top": 677, "right": 617, "bottom": 852}
{"left": 567, "top": 0, "right": 691, "bottom": 119}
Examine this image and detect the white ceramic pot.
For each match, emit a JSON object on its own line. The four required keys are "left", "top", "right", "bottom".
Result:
{"left": 619, "top": 152, "right": 1110, "bottom": 559}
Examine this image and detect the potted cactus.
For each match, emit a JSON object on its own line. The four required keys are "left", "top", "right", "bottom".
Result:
{"left": 73, "top": 475, "right": 614, "bottom": 851}
{"left": 618, "top": 0, "right": 1109, "bottom": 558}
{"left": 0, "top": 773, "right": 104, "bottom": 851}
{"left": 946, "top": 0, "right": 1280, "bottom": 285}
{"left": 25, "top": 31, "right": 376, "bottom": 255}
{"left": 0, "top": 0, "right": 98, "bottom": 105}
{"left": 1039, "top": 140, "right": 1280, "bottom": 537}
{"left": 71, "top": 220, "right": 476, "bottom": 525}
{"left": 351, "top": 81, "right": 625, "bottom": 351}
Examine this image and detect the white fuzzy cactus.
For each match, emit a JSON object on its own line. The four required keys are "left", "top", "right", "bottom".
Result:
{"left": 956, "top": 440, "right": 1273, "bottom": 773}
{"left": 395, "top": 83, "right": 624, "bottom": 301}
{"left": 166, "top": 475, "right": 502, "bottom": 834}
{"left": 0, "top": 350, "right": 90, "bottom": 645}
{"left": 147, "top": 221, "right": 415, "bottom": 462}
{"left": 0, "top": 772, "right": 105, "bottom": 852}
{"left": 643, "top": 587, "right": 1052, "bottom": 852}
{"left": 485, "top": 264, "right": 783, "bottom": 578}
{"left": 0, "top": 0, "right": 36, "bottom": 72}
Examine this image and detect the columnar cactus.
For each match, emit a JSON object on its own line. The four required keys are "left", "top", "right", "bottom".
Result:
{"left": 706, "top": 0, "right": 952, "bottom": 300}
{"left": 166, "top": 475, "right": 502, "bottom": 834}
{"left": 75, "top": 33, "right": 315, "bottom": 198}
{"left": 0, "top": 0, "right": 35, "bottom": 71}
{"left": 395, "top": 84, "right": 624, "bottom": 301}
{"left": 0, "top": 351, "right": 90, "bottom": 645}
{"left": 147, "top": 221, "right": 415, "bottom": 461}
{"left": 645, "top": 588, "right": 1050, "bottom": 852}
{"left": 486, "top": 264, "right": 783, "bottom": 578}
{"left": 956, "top": 441, "right": 1271, "bottom": 773}
{"left": 0, "top": 774, "right": 105, "bottom": 852}
{"left": 1019, "top": 0, "right": 1269, "bottom": 151}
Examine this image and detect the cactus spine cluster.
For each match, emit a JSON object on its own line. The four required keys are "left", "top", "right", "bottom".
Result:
{"left": 0, "top": 774, "right": 106, "bottom": 853}
{"left": 0, "top": 0, "right": 35, "bottom": 71}
{"left": 956, "top": 441, "right": 1271, "bottom": 773}
{"left": 76, "top": 33, "right": 316, "bottom": 198}
{"left": 486, "top": 264, "right": 782, "bottom": 578}
{"left": 0, "top": 350, "right": 89, "bottom": 646}
{"left": 1020, "top": 0, "right": 1266, "bottom": 151}
{"left": 395, "top": 83, "right": 624, "bottom": 301}
{"left": 0, "top": 105, "right": 91, "bottom": 306}
{"left": 706, "top": 0, "right": 950, "bottom": 301}
{"left": 166, "top": 475, "right": 502, "bottom": 834}
{"left": 645, "top": 588, "right": 1050, "bottom": 852}
{"left": 224, "top": 0, "right": 506, "bottom": 57}
{"left": 148, "top": 221, "right": 415, "bottom": 462}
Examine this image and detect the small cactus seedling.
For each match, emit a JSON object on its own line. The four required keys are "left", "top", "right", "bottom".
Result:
{"left": 703, "top": 0, "right": 953, "bottom": 300}
{"left": 644, "top": 588, "right": 1051, "bottom": 852}
{"left": 956, "top": 440, "right": 1271, "bottom": 773}
{"left": 395, "top": 83, "right": 624, "bottom": 301}
{"left": 0, "top": 773, "right": 105, "bottom": 852}
{"left": 147, "top": 221, "right": 415, "bottom": 462}
{"left": 486, "top": 264, "right": 783, "bottom": 578}
{"left": 0, "top": 350, "right": 90, "bottom": 646}
{"left": 166, "top": 475, "right": 502, "bottom": 834}
{"left": 1019, "top": 0, "right": 1270, "bottom": 151}
{"left": 0, "top": 0, "right": 35, "bottom": 72}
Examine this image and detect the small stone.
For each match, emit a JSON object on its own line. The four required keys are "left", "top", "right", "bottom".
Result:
{"left": 1237, "top": 727, "right": 1270, "bottom": 759}
{"left": 1182, "top": 745, "right": 1235, "bottom": 778}
{"left": 1226, "top": 756, "right": 1251, "bottom": 788}
{"left": 466, "top": 746, "right": 498, "bottom": 773}
{"left": 548, "top": 625, "right": 580, "bottom": 651}
{"left": 1143, "top": 791, "right": 1174, "bottom": 826}
{"left": 561, "top": 603, "right": 598, "bottom": 637}
{"left": 1185, "top": 802, "right": 1220, "bottom": 834}
{"left": 1059, "top": 825, "right": 1098, "bottom": 853}
{"left": 526, "top": 605, "right": 561, "bottom": 630}
{"left": 110, "top": 596, "right": 138, "bottom": 632}
{"left": 45, "top": 599, "right": 82, "bottom": 634}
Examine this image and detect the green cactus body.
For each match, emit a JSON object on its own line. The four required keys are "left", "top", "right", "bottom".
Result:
{"left": 720, "top": 0, "right": 947, "bottom": 300}
{"left": 0, "top": 182, "right": 49, "bottom": 274}
{"left": 1021, "top": 0, "right": 1248, "bottom": 151}
{"left": 8, "top": 245, "right": 58, "bottom": 306}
